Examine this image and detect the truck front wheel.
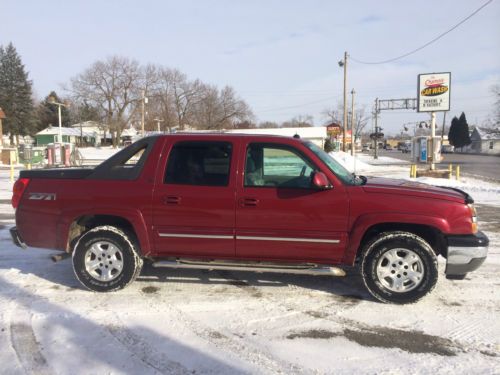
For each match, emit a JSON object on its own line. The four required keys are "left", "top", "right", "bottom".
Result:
{"left": 72, "top": 226, "right": 143, "bottom": 292}
{"left": 361, "top": 231, "right": 438, "bottom": 304}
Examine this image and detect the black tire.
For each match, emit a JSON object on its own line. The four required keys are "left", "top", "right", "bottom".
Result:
{"left": 72, "top": 226, "right": 143, "bottom": 292}
{"left": 361, "top": 231, "right": 438, "bottom": 304}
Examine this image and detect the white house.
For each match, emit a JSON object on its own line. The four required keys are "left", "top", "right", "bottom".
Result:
{"left": 71, "top": 121, "right": 109, "bottom": 145}
{"left": 35, "top": 126, "right": 96, "bottom": 146}
{"left": 469, "top": 126, "right": 500, "bottom": 155}
{"left": 225, "top": 127, "right": 327, "bottom": 147}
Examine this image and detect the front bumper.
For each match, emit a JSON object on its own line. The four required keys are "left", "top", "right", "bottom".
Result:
{"left": 445, "top": 231, "right": 488, "bottom": 277}
{"left": 10, "top": 226, "right": 27, "bottom": 249}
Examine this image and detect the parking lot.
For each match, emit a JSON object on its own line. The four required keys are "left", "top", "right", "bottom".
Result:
{"left": 0, "top": 193, "right": 499, "bottom": 374}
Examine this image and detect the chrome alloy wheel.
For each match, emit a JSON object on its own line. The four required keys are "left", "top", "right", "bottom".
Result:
{"left": 84, "top": 241, "right": 124, "bottom": 282}
{"left": 376, "top": 248, "right": 425, "bottom": 293}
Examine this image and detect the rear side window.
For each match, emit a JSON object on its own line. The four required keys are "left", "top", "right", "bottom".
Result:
{"left": 124, "top": 147, "right": 146, "bottom": 166}
{"left": 165, "top": 141, "right": 232, "bottom": 186}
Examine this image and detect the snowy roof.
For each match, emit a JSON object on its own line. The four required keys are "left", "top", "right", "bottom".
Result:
{"left": 225, "top": 126, "right": 327, "bottom": 139}
{"left": 121, "top": 128, "right": 138, "bottom": 137}
{"left": 70, "top": 121, "right": 107, "bottom": 129}
{"left": 474, "top": 126, "right": 500, "bottom": 140}
{"left": 36, "top": 126, "right": 95, "bottom": 137}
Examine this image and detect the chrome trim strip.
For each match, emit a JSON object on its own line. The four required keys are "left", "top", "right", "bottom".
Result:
{"left": 159, "top": 233, "right": 340, "bottom": 244}
{"left": 236, "top": 236, "right": 340, "bottom": 244}
{"left": 159, "top": 233, "right": 233, "bottom": 240}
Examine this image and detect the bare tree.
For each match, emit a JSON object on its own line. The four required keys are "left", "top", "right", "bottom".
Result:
{"left": 492, "top": 83, "right": 500, "bottom": 126}
{"left": 281, "top": 114, "right": 314, "bottom": 128}
{"left": 321, "top": 107, "right": 342, "bottom": 125}
{"left": 323, "top": 102, "right": 370, "bottom": 138}
{"left": 350, "top": 106, "right": 370, "bottom": 139}
{"left": 69, "top": 56, "right": 144, "bottom": 146}
{"left": 68, "top": 58, "right": 253, "bottom": 138}
{"left": 194, "top": 85, "right": 253, "bottom": 130}
{"left": 258, "top": 121, "right": 280, "bottom": 128}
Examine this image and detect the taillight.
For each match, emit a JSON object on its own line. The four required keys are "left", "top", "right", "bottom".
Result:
{"left": 12, "top": 178, "right": 30, "bottom": 209}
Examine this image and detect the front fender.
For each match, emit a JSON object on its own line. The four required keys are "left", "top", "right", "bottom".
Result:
{"left": 343, "top": 213, "right": 449, "bottom": 265}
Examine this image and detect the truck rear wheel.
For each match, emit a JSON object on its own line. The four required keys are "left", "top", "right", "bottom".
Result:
{"left": 361, "top": 231, "right": 438, "bottom": 304}
{"left": 72, "top": 226, "right": 143, "bottom": 292}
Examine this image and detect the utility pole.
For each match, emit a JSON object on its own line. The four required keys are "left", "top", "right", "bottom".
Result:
{"left": 441, "top": 111, "right": 447, "bottom": 142}
{"left": 141, "top": 90, "right": 146, "bottom": 137}
{"left": 351, "top": 88, "right": 356, "bottom": 156}
{"left": 154, "top": 118, "right": 164, "bottom": 133}
{"left": 338, "top": 51, "right": 348, "bottom": 152}
{"left": 430, "top": 111, "right": 436, "bottom": 170}
{"left": 374, "top": 98, "right": 379, "bottom": 160}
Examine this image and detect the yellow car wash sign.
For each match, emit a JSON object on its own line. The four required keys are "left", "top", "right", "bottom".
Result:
{"left": 417, "top": 72, "right": 451, "bottom": 112}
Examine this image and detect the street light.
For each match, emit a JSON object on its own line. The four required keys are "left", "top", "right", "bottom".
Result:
{"left": 48, "top": 96, "right": 70, "bottom": 143}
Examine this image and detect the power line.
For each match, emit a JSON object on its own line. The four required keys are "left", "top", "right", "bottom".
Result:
{"left": 350, "top": 0, "right": 493, "bottom": 65}
{"left": 255, "top": 95, "right": 338, "bottom": 113}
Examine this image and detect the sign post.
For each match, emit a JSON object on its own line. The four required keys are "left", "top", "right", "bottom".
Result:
{"left": 417, "top": 72, "right": 451, "bottom": 170}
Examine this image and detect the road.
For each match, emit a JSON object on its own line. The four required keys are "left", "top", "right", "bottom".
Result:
{"left": 374, "top": 150, "right": 500, "bottom": 181}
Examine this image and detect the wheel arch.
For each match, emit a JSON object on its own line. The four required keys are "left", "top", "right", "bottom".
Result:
{"left": 344, "top": 213, "right": 449, "bottom": 265}
{"left": 60, "top": 210, "right": 151, "bottom": 256}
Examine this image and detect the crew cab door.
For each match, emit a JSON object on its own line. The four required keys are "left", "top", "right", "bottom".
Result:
{"left": 152, "top": 138, "right": 237, "bottom": 257}
{"left": 235, "top": 141, "right": 349, "bottom": 262}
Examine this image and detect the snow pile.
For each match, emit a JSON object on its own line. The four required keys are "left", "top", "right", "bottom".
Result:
{"left": 79, "top": 146, "right": 120, "bottom": 161}
{"left": 0, "top": 160, "right": 499, "bottom": 374}
{"left": 328, "top": 151, "right": 373, "bottom": 172}
{"left": 358, "top": 154, "right": 410, "bottom": 165}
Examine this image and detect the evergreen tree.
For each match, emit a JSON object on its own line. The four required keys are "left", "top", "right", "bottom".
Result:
{"left": 35, "top": 91, "right": 71, "bottom": 132}
{"left": 324, "top": 138, "right": 335, "bottom": 153}
{"left": 0, "top": 42, "right": 35, "bottom": 144}
{"left": 448, "top": 113, "right": 472, "bottom": 150}
{"left": 448, "top": 116, "right": 459, "bottom": 147}
{"left": 455, "top": 112, "right": 472, "bottom": 150}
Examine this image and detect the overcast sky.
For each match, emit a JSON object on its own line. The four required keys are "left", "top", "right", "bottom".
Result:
{"left": 2, "top": 0, "right": 499, "bottom": 134}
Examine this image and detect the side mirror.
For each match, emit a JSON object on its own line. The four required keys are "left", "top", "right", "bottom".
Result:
{"left": 312, "top": 171, "right": 332, "bottom": 190}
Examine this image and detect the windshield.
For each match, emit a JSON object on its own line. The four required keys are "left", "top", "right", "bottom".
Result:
{"left": 304, "top": 141, "right": 354, "bottom": 185}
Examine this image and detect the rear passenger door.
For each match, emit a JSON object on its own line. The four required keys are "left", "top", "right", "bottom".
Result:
{"left": 152, "top": 139, "right": 237, "bottom": 257}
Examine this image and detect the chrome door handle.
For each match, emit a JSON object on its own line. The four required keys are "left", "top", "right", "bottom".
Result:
{"left": 164, "top": 196, "right": 181, "bottom": 205}
{"left": 239, "top": 197, "right": 259, "bottom": 207}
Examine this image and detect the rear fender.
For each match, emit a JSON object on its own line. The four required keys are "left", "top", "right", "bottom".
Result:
{"left": 57, "top": 207, "right": 151, "bottom": 256}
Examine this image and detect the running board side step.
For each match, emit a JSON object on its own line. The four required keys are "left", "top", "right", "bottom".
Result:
{"left": 151, "top": 259, "right": 346, "bottom": 276}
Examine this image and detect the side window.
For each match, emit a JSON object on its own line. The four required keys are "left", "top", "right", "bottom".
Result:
{"left": 165, "top": 142, "right": 232, "bottom": 186}
{"left": 245, "top": 144, "right": 316, "bottom": 188}
{"left": 123, "top": 147, "right": 146, "bottom": 166}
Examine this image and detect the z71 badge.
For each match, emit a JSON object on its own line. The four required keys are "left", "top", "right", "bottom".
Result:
{"left": 29, "top": 193, "right": 56, "bottom": 201}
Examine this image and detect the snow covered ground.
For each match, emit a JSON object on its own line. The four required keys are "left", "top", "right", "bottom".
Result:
{"left": 0, "top": 153, "right": 499, "bottom": 374}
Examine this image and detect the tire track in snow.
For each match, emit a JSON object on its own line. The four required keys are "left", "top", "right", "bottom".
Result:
{"left": 9, "top": 309, "right": 52, "bottom": 375}
{"left": 149, "top": 301, "right": 297, "bottom": 375}
{"left": 124, "top": 280, "right": 301, "bottom": 374}
{"left": 106, "top": 324, "right": 192, "bottom": 375}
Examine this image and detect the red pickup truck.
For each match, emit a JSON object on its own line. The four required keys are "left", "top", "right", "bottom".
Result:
{"left": 10, "top": 134, "right": 488, "bottom": 303}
